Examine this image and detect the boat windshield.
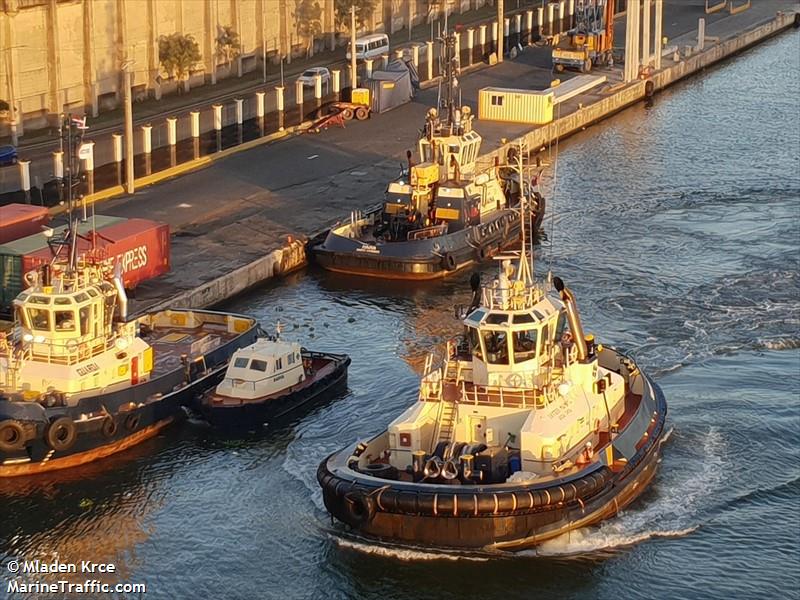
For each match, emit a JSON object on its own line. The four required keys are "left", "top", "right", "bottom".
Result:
{"left": 513, "top": 328, "right": 538, "bottom": 363}
{"left": 482, "top": 330, "right": 509, "bottom": 365}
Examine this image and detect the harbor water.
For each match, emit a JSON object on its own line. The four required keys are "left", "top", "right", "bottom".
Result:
{"left": 1, "top": 34, "right": 798, "bottom": 600}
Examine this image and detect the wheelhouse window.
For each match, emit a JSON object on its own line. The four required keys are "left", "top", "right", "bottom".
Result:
{"left": 482, "top": 330, "right": 509, "bottom": 365}
{"left": 250, "top": 359, "right": 268, "bottom": 372}
{"left": 467, "top": 326, "right": 483, "bottom": 360}
{"left": 234, "top": 357, "right": 249, "bottom": 368}
{"left": 27, "top": 308, "right": 50, "bottom": 331}
{"left": 513, "top": 329, "right": 538, "bottom": 363}
{"left": 275, "top": 358, "right": 283, "bottom": 371}
{"left": 287, "top": 353, "right": 295, "bottom": 365}
{"left": 55, "top": 310, "right": 75, "bottom": 332}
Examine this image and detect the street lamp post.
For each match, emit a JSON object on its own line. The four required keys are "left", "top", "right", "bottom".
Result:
{"left": 122, "top": 61, "right": 135, "bottom": 194}
{"left": 350, "top": 5, "right": 357, "bottom": 90}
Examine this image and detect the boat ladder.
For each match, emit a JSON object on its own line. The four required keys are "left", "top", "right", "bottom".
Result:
{"left": 432, "top": 361, "right": 460, "bottom": 448}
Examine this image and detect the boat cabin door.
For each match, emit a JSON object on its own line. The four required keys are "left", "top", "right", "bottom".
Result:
{"left": 468, "top": 415, "right": 487, "bottom": 443}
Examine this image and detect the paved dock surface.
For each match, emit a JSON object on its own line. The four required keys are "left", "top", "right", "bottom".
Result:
{"left": 79, "top": 0, "right": 796, "bottom": 312}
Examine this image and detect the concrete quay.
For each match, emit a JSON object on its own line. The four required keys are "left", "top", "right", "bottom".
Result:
{"left": 81, "top": 1, "right": 797, "bottom": 317}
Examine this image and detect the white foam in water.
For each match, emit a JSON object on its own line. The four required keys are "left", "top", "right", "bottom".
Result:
{"left": 333, "top": 536, "right": 490, "bottom": 562}
{"left": 526, "top": 427, "right": 724, "bottom": 556}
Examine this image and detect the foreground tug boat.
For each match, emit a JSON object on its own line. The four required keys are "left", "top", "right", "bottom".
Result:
{"left": 0, "top": 116, "right": 259, "bottom": 477}
{"left": 310, "top": 31, "right": 544, "bottom": 280}
{"left": 318, "top": 186, "right": 667, "bottom": 551}
{"left": 198, "top": 327, "right": 350, "bottom": 428}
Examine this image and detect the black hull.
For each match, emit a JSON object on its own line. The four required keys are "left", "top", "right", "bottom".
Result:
{"left": 318, "top": 377, "right": 667, "bottom": 551}
{"left": 0, "top": 311, "right": 259, "bottom": 477}
{"left": 311, "top": 209, "right": 531, "bottom": 280}
{"left": 199, "top": 353, "right": 351, "bottom": 429}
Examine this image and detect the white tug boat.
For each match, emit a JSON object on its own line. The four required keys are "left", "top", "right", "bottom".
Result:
{"left": 0, "top": 115, "right": 259, "bottom": 476}
{"left": 198, "top": 327, "right": 350, "bottom": 428}
{"left": 318, "top": 158, "right": 667, "bottom": 550}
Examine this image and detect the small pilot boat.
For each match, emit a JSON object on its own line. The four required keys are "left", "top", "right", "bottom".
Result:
{"left": 317, "top": 158, "right": 668, "bottom": 551}
{"left": 198, "top": 333, "right": 350, "bottom": 428}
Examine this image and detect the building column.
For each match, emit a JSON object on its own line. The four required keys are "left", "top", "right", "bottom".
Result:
{"left": 205, "top": 0, "right": 217, "bottom": 84}
{"left": 654, "top": 0, "right": 663, "bottom": 69}
{"left": 147, "top": 0, "right": 158, "bottom": 94}
{"left": 643, "top": 0, "right": 651, "bottom": 66}
{"left": 82, "top": 0, "right": 95, "bottom": 116}
{"left": 3, "top": 11, "right": 23, "bottom": 142}
{"left": 46, "top": 0, "right": 63, "bottom": 118}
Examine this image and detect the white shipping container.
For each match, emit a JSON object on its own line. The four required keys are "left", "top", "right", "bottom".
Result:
{"left": 478, "top": 87, "right": 555, "bottom": 125}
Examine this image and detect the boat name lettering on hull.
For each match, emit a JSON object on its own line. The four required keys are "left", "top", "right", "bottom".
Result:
{"left": 356, "top": 244, "right": 381, "bottom": 254}
{"left": 75, "top": 363, "right": 100, "bottom": 376}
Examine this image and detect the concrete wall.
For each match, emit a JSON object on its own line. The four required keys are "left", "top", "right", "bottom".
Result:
{"left": 0, "top": 0, "right": 499, "bottom": 132}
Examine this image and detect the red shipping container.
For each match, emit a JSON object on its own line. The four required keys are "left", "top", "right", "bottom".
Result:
{"left": 24, "top": 218, "right": 170, "bottom": 290}
{"left": 0, "top": 204, "right": 51, "bottom": 244}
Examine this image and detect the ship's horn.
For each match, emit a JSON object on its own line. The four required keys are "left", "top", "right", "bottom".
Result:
{"left": 112, "top": 262, "right": 128, "bottom": 321}
{"left": 553, "top": 276, "right": 588, "bottom": 362}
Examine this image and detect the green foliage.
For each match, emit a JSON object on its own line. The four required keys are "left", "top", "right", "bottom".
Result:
{"left": 158, "top": 33, "right": 201, "bottom": 83}
{"left": 334, "top": 0, "right": 377, "bottom": 29}
{"left": 295, "top": 0, "right": 323, "bottom": 39}
{"left": 216, "top": 25, "right": 242, "bottom": 67}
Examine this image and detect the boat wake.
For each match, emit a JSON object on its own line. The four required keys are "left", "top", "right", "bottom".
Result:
{"left": 524, "top": 426, "right": 725, "bottom": 557}
{"left": 331, "top": 534, "right": 490, "bottom": 562}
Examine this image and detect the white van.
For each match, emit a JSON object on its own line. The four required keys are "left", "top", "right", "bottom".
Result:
{"left": 346, "top": 33, "right": 390, "bottom": 60}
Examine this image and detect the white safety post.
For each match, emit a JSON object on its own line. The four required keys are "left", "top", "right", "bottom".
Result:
{"left": 467, "top": 28, "right": 475, "bottom": 64}
{"left": 82, "top": 141, "right": 95, "bottom": 197}
{"left": 537, "top": 7, "right": 544, "bottom": 34}
{"left": 255, "top": 92, "right": 265, "bottom": 119}
{"left": 190, "top": 111, "right": 200, "bottom": 138}
{"left": 111, "top": 134, "right": 122, "bottom": 182}
{"left": 526, "top": 11, "right": 533, "bottom": 44}
{"left": 213, "top": 104, "right": 223, "bottom": 130}
{"left": 18, "top": 160, "right": 31, "bottom": 202}
{"left": 697, "top": 17, "right": 705, "bottom": 51}
{"left": 142, "top": 124, "right": 153, "bottom": 154}
{"left": 332, "top": 70, "right": 341, "bottom": 95}
{"left": 559, "top": 0, "right": 566, "bottom": 31}
{"left": 276, "top": 86, "right": 285, "bottom": 131}
{"left": 547, "top": 2, "right": 555, "bottom": 34}
{"left": 166, "top": 118, "right": 177, "bottom": 146}
{"left": 395, "top": 49, "right": 404, "bottom": 60}
{"left": 234, "top": 98, "right": 244, "bottom": 125}
{"left": 454, "top": 31, "right": 461, "bottom": 60}
{"left": 313, "top": 74, "right": 323, "bottom": 107}
{"left": 295, "top": 80, "right": 304, "bottom": 105}
{"left": 411, "top": 45, "right": 420, "bottom": 69}
{"left": 568, "top": 0, "right": 574, "bottom": 18}
{"left": 426, "top": 40, "right": 434, "bottom": 79}
{"left": 381, "top": 53, "right": 389, "bottom": 69}
{"left": 53, "top": 150, "right": 64, "bottom": 180}
{"left": 479, "top": 24, "right": 487, "bottom": 50}
{"left": 365, "top": 58, "right": 374, "bottom": 79}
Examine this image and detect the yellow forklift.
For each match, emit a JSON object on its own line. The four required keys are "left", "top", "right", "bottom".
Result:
{"left": 552, "top": 0, "right": 615, "bottom": 73}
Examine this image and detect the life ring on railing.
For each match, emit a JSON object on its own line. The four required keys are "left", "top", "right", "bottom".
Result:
{"left": 0, "top": 420, "right": 26, "bottom": 452}
{"left": 342, "top": 490, "right": 376, "bottom": 527}
{"left": 442, "top": 252, "right": 458, "bottom": 271}
{"left": 46, "top": 417, "right": 76, "bottom": 452}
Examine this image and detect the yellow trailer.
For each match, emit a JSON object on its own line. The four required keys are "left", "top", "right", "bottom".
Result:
{"left": 478, "top": 87, "right": 554, "bottom": 125}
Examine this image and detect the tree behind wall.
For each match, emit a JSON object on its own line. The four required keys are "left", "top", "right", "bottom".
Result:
{"left": 334, "top": 0, "right": 378, "bottom": 29}
{"left": 295, "top": 0, "right": 323, "bottom": 57}
{"left": 158, "top": 33, "right": 202, "bottom": 93}
{"left": 216, "top": 25, "right": 242, "bottom": 70}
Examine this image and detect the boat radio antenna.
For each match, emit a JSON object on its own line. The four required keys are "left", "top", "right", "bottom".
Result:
{"left": 60, "top": 113, "right": 88, "bottom": 274}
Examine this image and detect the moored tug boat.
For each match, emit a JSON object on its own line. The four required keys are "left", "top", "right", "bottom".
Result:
{"left": 197, "top": 329, "right": 350, "bottom": 428}
{"left": 310, "top": 31, "right": 545, "bottom": 280}
{"left": 0, "top": 115, "right": 259, "bottom": 477}
{"left": 317, "top": 183, "right": 667, "bottom": 551}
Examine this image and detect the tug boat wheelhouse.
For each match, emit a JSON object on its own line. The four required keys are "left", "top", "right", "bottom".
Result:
{"left": 0, "top": 115, "right": 259, "bottom": 477}
{"left": 197, "top": 331, "right": 350, "bottom": 428}
{"left": 318, "top": 177, "right": 667, "bottom": 551}
{"left": 310, "top": 31, "right": 545, "bottom": 280}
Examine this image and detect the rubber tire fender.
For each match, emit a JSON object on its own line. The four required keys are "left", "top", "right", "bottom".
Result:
{"left": 124, "top": 412, "right": 141, "bottom": 432}
{"left": 342, "top": 489, "right": 376, "bottom": 527}
{"left": 46, "top": 416, "right": 77, "bottom": 452}
{"left": 442, "top": 252, "right": 458, "bottom": 272}
{"left": 101, "top": 416, "right": 117, "bottom": 438}
{"left": 0, "top": 419, "right": 26, "bottom": 452}
{"left": 476, "top": 245, "right": 489, "bottom": 262}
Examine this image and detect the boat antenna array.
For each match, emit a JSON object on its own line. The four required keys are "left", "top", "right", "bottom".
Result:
{"left": 56, "top": 113, "right": 90, "bottom": 274}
